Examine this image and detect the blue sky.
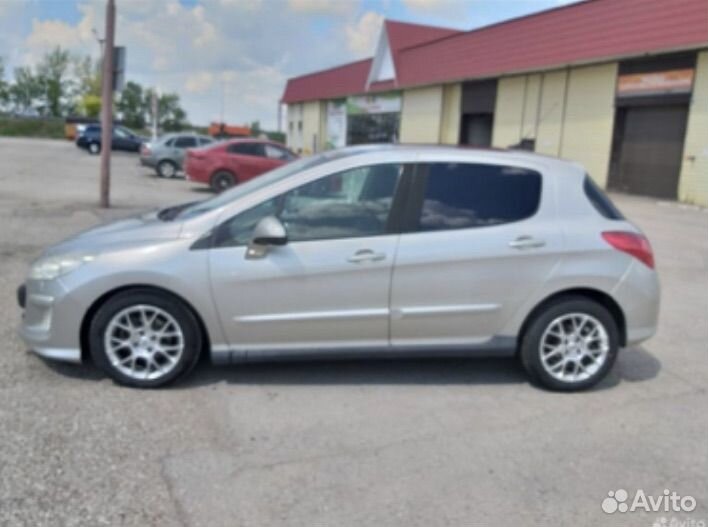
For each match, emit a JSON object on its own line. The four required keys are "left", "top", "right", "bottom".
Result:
{"left": 1, "top": 0, "right": 574, "bottom": 127}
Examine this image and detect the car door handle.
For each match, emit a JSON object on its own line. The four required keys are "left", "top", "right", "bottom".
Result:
{"left": 509, "top": 236, "right": 546, "bottom": 250}
{"left": 347, "top": 249, "right": 386, "bottom": 263}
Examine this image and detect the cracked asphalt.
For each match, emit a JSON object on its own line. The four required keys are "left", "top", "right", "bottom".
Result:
{"left": 1, "top": 137, "right": 706, "bottom": 526}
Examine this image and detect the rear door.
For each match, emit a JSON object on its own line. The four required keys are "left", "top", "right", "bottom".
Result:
{"left": 390, "top": 162, "right": 562, "bottom": 349}
{"left": 226, "top": 142, "right": 267, "bottom": 181}
{"left": 173, "top": 136, "right": 198, "bottom": 166}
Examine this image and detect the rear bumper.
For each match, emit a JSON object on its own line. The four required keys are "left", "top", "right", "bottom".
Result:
{"left": 612, "top": 260, "right": 660, "bottom": 346}
{"left": 140, "top": 157, "right": 157, "bottom": 168}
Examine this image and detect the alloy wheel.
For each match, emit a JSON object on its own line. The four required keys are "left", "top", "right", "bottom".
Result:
{"left": 103, "top": 304, "right": 185, "bottom": 381}
{"left": 539, "top": 313, "right": 610, "bottom": 383}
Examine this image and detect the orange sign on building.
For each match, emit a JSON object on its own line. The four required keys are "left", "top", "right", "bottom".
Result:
{"left": 617, "top": 68, "right": 694, "bottom": 96}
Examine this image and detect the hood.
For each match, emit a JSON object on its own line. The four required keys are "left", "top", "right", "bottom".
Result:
{"left": 42, "top": 210, "right": 184, "bottom": 257}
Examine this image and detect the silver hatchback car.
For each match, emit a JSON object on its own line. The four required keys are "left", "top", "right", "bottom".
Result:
{"left": 18, "top": 145, "right": 659, "bottom": 390}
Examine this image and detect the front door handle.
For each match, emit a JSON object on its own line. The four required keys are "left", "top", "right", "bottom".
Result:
{"left": 347, "top": 249, "right": 386, "bottom": 263}
{"left": 509, "top": 235, "right": 546, "bottom": 250}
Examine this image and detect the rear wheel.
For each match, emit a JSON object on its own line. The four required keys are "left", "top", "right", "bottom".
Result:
{"left": 89, "top": 289, "right": 202, "bottom": 388}
{"left": 210, "top": 170, "right": 236, "bottom": 192}
{"left": 88, "top": 142, "right": 100, "bottom": 155}
{"left": 157, "top": 160, "right": 178, "bottom": 178}
{"left": 520, "top": 296, "right": 619, "bottom": 391}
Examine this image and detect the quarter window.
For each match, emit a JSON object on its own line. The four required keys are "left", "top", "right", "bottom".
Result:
{"left": 264, "top": 144, "right": 292, "bottom": 160}
{"left": 416, "top": 163, "right": 541, "bottom": 231}
{"left": 216, "top": 164, "right": 403, "bottom": 246}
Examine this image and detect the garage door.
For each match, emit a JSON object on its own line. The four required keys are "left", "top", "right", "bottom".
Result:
{"left": 610, "top": 105, "right": 688, "bottom": 200}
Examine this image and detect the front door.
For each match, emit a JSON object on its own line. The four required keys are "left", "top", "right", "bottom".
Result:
{"left": 208, "top": 163, "right": 408, "bottom": 356}
{"left": 390, "top": 162, "right": 561, "bottom": 349}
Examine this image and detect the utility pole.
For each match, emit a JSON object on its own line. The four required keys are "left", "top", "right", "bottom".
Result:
{"left": 99, "top": 0, "right": 116, "bottom": 208}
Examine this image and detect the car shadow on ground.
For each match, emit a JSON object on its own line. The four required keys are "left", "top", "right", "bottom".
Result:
{"left": 40, "top": 346, "right": 661, "bottom": 392}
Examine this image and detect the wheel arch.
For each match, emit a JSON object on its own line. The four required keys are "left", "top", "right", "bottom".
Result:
{"left": 79, "top": 284, "right": 211, "bottom": 363}
{"left": 517, "top": 288, "right": 627, "bottom": 352}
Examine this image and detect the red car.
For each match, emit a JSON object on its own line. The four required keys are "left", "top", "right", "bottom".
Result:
{"left": 184, "top": 138, "right": 297, "bottom": 192}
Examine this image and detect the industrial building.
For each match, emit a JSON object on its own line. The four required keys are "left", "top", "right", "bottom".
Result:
{"left": 281, "top": 0, "right": 708, "bottom": 205}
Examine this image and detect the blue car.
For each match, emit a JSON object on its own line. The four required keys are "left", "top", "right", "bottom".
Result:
{"left": 76, "top": 124, "right": 147, "bottom": 154}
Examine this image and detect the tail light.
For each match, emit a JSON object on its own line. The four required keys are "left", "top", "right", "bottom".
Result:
{"left": 602, "top": 231, "right": 655, "bottom": 269}
{"left": 140, "top": 144, "right": 151, "bottom": 156}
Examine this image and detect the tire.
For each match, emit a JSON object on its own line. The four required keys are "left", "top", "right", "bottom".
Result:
{"left": 520, "top": 296, "right": 619, "bottom": 391}
{"left": 210, "top": 170, "right": 236, "bottom": 192}
{"left": 89, "top": 289, "right": 203, "bottom": 388}
{"left": 157, "top": 160, "right": 178, "bottom": 178}
{"left": 88, "top": 142, "right": 101, "bottom": 155}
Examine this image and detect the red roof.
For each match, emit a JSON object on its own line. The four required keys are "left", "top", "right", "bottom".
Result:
{"left": 281, "top": 58, "right": 372, "bottom": 104}
{"left": 397, "top": 0, "right": 708, "bottom": 87}
{"left": 282, "top": 0, "right": 708, "bottom": 104}
{"left": 384, "top": 20, "right": 461, "bottom": 84}
{"left": 282, "top": 21, "right": 459, "bottom": 103}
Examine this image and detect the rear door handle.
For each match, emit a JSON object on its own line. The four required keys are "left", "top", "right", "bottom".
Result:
{"left": 347, "top": 249, "right": 386, "bottom": 263}
{"left": 509, "top": 236, "right": 546, "bottom": 250}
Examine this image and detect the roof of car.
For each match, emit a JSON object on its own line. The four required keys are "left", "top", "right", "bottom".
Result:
{"left": 329, "top": 143, "right": 584, "bottom": 173}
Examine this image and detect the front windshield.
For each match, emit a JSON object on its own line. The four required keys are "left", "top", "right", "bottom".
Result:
{"left": 174, "top": 147, "right": 379, "bottom": 220}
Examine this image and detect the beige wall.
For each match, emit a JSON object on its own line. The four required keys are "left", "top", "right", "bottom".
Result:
{"left": 400, "top": 86, "right": 443, "bottom": 143}
{"left": 520, "top": 74, "right": 542, "bottom": 140}
{"left": 439, "top": 84, "right": 461, "bottom": 145}
{"left": 559, "top": 63, "right": 617, "bottom": 186}
{"left": 493, "top": 64, "right": 616, "bottom": 185}
{"left": 301, "top": 101, "right": 324, "bottom": 155}
{"left": 678, "top": 50, "right": 708, "bottom": 206}
{"left": 535, "top": 70, "right": 569, "bottom": 156}
{"left": 492, "top": 76, "right": 525, "bottom": 147}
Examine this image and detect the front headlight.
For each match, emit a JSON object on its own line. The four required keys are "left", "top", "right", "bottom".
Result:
{"left": 29, "top": 253, "right": 96, "bottom": 281}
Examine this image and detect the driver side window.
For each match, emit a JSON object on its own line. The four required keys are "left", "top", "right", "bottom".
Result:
{"left": 216, "top": 163, "right": 404, "bottom": 247}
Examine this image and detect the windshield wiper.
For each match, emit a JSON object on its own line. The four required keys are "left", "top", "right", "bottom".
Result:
{"left": 157, "top": 201, "right": 200, "bottom": 221}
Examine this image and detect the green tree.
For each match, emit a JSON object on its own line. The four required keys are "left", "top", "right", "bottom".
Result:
{"left": 117, "top": 81, "right": 146, "bottom": 129}
{"left": 73, "top": 55, "right": 101, "bottom": 98}
{"left": 36, "top": 47, "right": 72, "bottom": 117}
{"left": 145, "top": 89, "right": 188, "bottom": 132}
{"left": 9, "top": 66, "right": 43, "bottom": 114}
{"left": 0, "top": 57, "right": 8, "bottom": 109}
{"left": 80, "top": 93, "right": 101, "bottom": 118}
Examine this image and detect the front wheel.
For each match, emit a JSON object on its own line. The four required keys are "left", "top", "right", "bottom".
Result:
{"left": 88, "top": 142, "right": 100, "bottom": 155}
{"left": 89, "top": 289, "right": 202, "bottom": 388}
{"left": 520, "top": 297, "right": 619, "bottom": 391}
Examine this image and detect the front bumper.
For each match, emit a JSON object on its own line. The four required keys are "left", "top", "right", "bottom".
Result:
{"left": 17, "top": 280, "right": 83, "bottom": 364}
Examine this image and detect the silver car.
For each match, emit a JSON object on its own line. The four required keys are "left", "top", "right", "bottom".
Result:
{"left": 140, "top": 133, "right": 214, "bottom": 178}
{"left": 18, "top": 145, "right": 659, "bottom": 390}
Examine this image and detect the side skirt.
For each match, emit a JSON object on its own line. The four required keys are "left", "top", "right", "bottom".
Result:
{"left": 210, "top": 336, "right": 517, "bottom": 365}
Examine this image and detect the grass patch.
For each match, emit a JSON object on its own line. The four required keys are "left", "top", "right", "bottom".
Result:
{"left": 0, "top": 117, "right": 66, "bottom": 139}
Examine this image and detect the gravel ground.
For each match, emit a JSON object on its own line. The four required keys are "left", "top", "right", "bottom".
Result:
{"left": 1, "top": 137, "right": 706, "bottom": 527}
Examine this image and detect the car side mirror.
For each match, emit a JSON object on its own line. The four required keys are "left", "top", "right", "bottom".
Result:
{"left": 246, "top": 216, "right": 287, "bottom": 259}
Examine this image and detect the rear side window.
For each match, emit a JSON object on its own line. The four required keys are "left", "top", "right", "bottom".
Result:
{"left": 228, "top": 142, "right": 265, "bottom": 157}
{"left": 416, "top": 163, "right": 541, "bottom": 231}
{"left": 583, "top": 176, "right": 624, "bottom": 220}
{"left": 174, "top": 136, "right": 197, "bottom": 148}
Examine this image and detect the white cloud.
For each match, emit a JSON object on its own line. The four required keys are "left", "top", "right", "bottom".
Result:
{"left": 401, "top": 0, "right": 468, "bottom": 20}
{"left": 287, "top": 0, "right": 356, "bottom": 15}
{"left": 345, "top": 11, "right": 384, "bottom": 57}
{"left": 6, "top": 0, "right": 375, "bottom": 127}
{"left": 185, "top": 72, "right": 215, "bottom": 93}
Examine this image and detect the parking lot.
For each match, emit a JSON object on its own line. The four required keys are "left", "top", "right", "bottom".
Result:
{"left": 0, "top": 136, "right": 706, "bottom": 526}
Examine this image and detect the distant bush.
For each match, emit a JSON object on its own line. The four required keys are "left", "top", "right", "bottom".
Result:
{"left": 0, "top": 116, "right": 65, "bottom": 139}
